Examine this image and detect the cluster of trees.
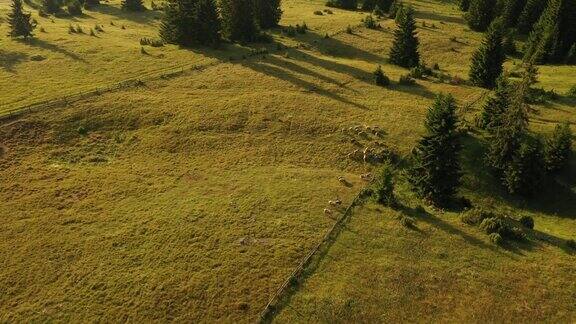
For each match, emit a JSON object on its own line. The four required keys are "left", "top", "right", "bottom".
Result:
{"left": 40, "top": 0, "right": 101, "bottom": 15}
{"left": 463, "top": 0, "right": 576, "bottom": 64}
{"left": 481, "top": 70, "right": 572, "bottom": 196}
{"left": 160, "top": 0, "right": 282, "bottom": 46}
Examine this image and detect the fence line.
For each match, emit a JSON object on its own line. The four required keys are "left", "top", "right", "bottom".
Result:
{"left": 259, "top": 182, "right": 371, "bottom": 323}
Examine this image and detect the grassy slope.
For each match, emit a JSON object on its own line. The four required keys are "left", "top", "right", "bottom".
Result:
{"left": 0, "top": 0, "right": 575, "bottom": 322}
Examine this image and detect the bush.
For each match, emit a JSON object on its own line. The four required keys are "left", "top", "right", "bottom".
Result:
{"left": 314, "top": 10, "right": 323, "bottom": 15}
{"left": 480, "top": 217, "right": 505, "bottom": 235}
{"left": 399, "top": 215, "right": 415, "bottom": 228}
{"left": 519, "top": 215, "right": 534, "bottom": 229}
{"left": 398, "top": 74, "right": 415, "bottom": 85}
{"left": 567, "top": 239, "right": 576, "bottom": 250}
{"left": 67, "top": 0, "right": 82, "bottom": 16}
{"left": 374, "top": 163, "right": 395, "bottom": 206}
{"left": 461, "top": 208, "right": 494, "bottom": 225}
{"left": 489, "top": 232, "right": 503, "bottom": 245}
{"left": 567, "top": 85, "right": 576, "bottom": 98}
{"left": 362, "top": 15, "right": 379, "bottom": 29}
{"left": 373, "top": 65, "right": 390, "bottom": 86}
{"left": 140, "top": 37, "right": 164, "bottom": 47}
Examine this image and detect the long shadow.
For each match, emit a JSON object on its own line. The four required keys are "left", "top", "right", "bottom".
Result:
{"left": 263, "top": 54, "right": 350, "bottom": 89}
{"left": 16, "top": 38, "right": 86, "bottom": 62}
{"left": 0, "top": 50, "right": 28, "bottom": 73}
{"left": 413, "top": 10, "right": 466, "bottom": 25}
{"left": 240, "top": 59, "right": 368, "bottom": 110}
{"left": 89, "top": 4, "right": 159, "bottom": 24}
{"left": 290, "top": 49, "right": 374, "bottom": 84}
{"left": 399, "top": 204, "right": 509, "bottom": 255}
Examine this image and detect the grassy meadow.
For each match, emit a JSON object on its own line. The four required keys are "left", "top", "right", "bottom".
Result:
{"left": 0, "top": 0, "right": 575, "bottom": 322}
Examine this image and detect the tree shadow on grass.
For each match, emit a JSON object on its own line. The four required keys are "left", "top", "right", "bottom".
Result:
{"left": 89, "top": 4, "right": 159, "bottom": 24}
{"left": 16, "top": 38, "right": 86, "bottom": 62}
{"left": 0, "top": 50, "right": 28, "bottom": 73}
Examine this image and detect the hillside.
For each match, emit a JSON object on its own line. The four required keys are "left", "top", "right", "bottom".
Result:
{"left": 1, "top": 0, "right": 575, "bottom": 322}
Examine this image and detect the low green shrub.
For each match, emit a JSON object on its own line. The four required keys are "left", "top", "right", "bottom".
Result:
{"left": 398, "top": 74, "right": 416, "bottom": 85}
{"left": 461, "top": 208, "right": 494, "bottom": 225}
{"left": 519, "top": 215, "right": 534, "bottom": 229}
{"left": 489, "top": 232, "right": 503, "bottom": 245}
{"left": 373, "top": 65, "right": 390, "bottom": 87}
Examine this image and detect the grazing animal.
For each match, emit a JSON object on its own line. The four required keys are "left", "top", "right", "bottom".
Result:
{"left": 347, "top": 149, "right": 360, "bottom": 160}
{"left": 329, "top": 199, "right": 343, "bottom": 206}
{"left": 324, "top": 208, "right": 333, "bottom": 215}
{"left": 338, "top": 176, "right": 347, "bottom": 184}
{"left": 361, "top": 173, "right": 372, "bottom": 181}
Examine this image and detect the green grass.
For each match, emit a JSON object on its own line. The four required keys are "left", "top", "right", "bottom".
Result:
{"left": 0, "top": 0, "right": 575, "bottom": 322}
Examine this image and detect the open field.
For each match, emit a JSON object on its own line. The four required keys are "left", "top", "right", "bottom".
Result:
{"left": 1, "top": 0, "right": 575, "bottom": 322}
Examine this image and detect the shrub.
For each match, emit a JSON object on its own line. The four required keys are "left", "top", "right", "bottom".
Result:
{"left": 77, "top": 126, "right": 88, "bottom": 135}
{"left": 399, "top": 215, "right": 415, "bottom": 228}
{"left": 432, "top": 62, "right": 440, "bottom": 70}
{"left": 68, "top": 24, "right": 76, "bottom": 33}
{"left": 489, "top": 232, "right": 503, "bottom": 245}
{"left": 314, "top": 10, "right": 323, "bottom": 15}
{"left": 362, "top": 15, "right": 379, "bottom": 29}
{"left": 567, "top": 239, "right": 576, "bottom": 250}
{"left": 398, "top": 74, "right": 415, "bottom": 85}
{"left": 373, "top": 65, "right": 390, "bottom": 86}
{"left": 567, "top": 85, "right": 576, "bottom": 98}
{"left": 519, "top": 215, "right": 534, "bottom": 229}
{"left": 346, "top": 25, "right": 353, "bottom": 34}
{"left": 461, "top": 208, "right": 494, "bottom": 225}
{"left": 75, "top": 24, "right": 84, "bottom": 33}
{"left": 67, "top": 0, "right": 82, "bottom": 16}
{"left": 374, "top": 163, "right": 396, "bottom": 206}
{"left": 480, "top": 217, "right": 505, "bottom": 235}
{"left": 140, "top": 37, "right": 164, "bottom": 47}
{"left": 89, "top": 28, "right": 95, "bottom": 36}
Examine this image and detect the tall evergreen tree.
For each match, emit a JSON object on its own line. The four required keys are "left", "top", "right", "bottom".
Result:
{"left": 460, "top": 0, "right": 471, "bottom": 11}
{"left": 122, "top": 0, "right": 145, "bottom": 11}
{"left": 523, "top": 0, "right": 576, "bottom": 64}
{"left": 466, "top": 0, "right": 496, "bottom": 31}
{"left": 469, "top": 20, "right": 505, "bottom": 89}
{"left": 409, "top": 94, "right": 461, "bottom": 207}
{"left": 159, "top": 0, "right": 220, "bottom": 47}
{"left": 331, "top": 0, "right": 358, "bottom": 9}
{"left": 501, "top": 0, "right": 527, "bottom": 28}
{"left": 503, "top": 136, "right": 545, "bottom": 196}
{"left": 544, "top": 123, "right": 573, "bottom": 173}
{"left": 254, "top": 0, "right": 282, "bottom": 29}
{"left": 516, "top": 0, "right": 548, "bottom": 34}
{"left": 220, "top": 0, "right": 259, "bottom": 42}
{"left": 8, "top": 0, "right": 35, "bottom": 38}
{"left": 479, "top": 75, "right": 511, "bottom": 131}
{"left": 389, "top": 6, "right": 419, "bottom": 68}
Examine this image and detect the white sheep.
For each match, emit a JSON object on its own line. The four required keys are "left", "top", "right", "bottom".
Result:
{"left": 324, "top": 208, "right": 333, "bottom": 215}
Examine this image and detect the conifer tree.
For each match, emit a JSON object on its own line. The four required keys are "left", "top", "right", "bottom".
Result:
{"left": 362, "top": 0, "right": 392, "bottom": 11}
{"left": 159, "top": 0, "right": 220, "bottom": 47}
{"left": 523, "top": 0, "right": 576, "bottom": 64}
{"left": 466, "top": 0, "right": 496, "bottom": 31}
{"left": 544, "top": 123, "right": 573, "bottom": 173}
{"left": 331, "top": 0, "right": 358, "bottom": 9}
{"left": 389, "top": 6, "right": 419, "bottom": 68}
{"left": 503, "top": 137, "right": 545, "bottom": 196}
{"left": 409, "top": 94, "right": 461, "bottom": 207}
{"left": 220, "top": 0, "right": 259, "bottom": 43}
{"left": 479, "top": 75, "right": 511, "bottom": 131}
{"left": 501, "top": 0, "right": 527, "bottom": 28}
{"left": 516, "top": 0, "right": 547, "bottom": 34}
{"left": 122, "top": 0, "right": 145, "bottom": 11}
{"left": 254, "top": 0, "right": 282, "bottom": 29}
{"left": 459, "top": 0, "right": 471, "bottom": 11}
{"left": 469, "top": 20, "right": 505, "bottom": 89}
{"left": 362, "top": 0, "right": 376, "bottom": 10}
{"left": 486, "top": 80, "right": 529, "bottom": 173}
{"left": 8, "top": 0, "right": 35, "bottom": 38}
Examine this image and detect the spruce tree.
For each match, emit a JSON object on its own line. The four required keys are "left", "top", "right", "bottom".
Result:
{"left": 469, "top": 20, "right": 505, "bottom": 89}
{"left": 544, "top": 123, "right": 572, "bottom": 173}
{"left": 389, "top": 6, "right": 419, "bottom": 68}
{"left": 254, "top": 0, "right": 282, "bottom": 29}
{"left": 479, "top": 75, "right": 511, "bottom": 131}
{"left": 220, "top": 0, "right": 259, "bottom": 43}
{"left": 516, "top": 0, "right": 548, "bottom": 34}
{"left": 159, "top": 0, "right": 220, "bottom": 47}
{"left": 409, "top": 94, "right": 461, "bottom": 207}
{"left": 122, "top": 0, "right": 145, "bottom": 11}
{"left": 501, "top": 0, "right": 527, "bottom": 28}
{"left": 503, "top": 137, "right": 545, "bottom": 196}
{"left": 362, "top": 0, "right": 376, "bottom": 10}
{"left": 486, "top": 80, "right": 529, "bottom": 173}
{"left": 460, "top": 0, "right": 471, "bottom": 11}
{"left": 8, "top": 0, "right": 35, "bottom": 38}
{"left": 466, "top": 0, "right": 496, "bottom": 31}
{"left": 523, "top": 0, "right": 576, "bottom": 64}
